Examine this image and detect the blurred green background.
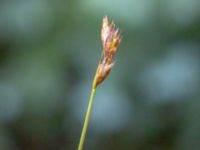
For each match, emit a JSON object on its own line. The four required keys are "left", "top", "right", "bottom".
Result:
{"left": 0, "top": 0, "right": 200, "bottom": 150}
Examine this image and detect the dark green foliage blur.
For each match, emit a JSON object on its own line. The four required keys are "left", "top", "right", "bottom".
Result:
{"left": 0, "top": 0, "right": 200, "bottom": 150}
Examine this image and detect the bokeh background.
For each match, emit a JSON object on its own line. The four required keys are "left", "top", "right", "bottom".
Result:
{"left": 0, "top": 0, "right": 200, "bottom": 150}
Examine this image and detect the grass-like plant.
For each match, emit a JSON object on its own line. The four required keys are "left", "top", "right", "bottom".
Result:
{"left": 78, "top": 16, "right": 122, "bottom": 150}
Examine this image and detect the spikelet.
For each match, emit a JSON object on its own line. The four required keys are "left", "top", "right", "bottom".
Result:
{"left": 93, "top": 16, "right": 122, "bottom": 88}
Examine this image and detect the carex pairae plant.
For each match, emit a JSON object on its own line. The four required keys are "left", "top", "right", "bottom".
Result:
{"left": 78, "top": 16, "right": 122, "bottom": 150}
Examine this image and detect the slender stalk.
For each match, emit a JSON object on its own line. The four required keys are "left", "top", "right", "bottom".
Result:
{"left": 78, "top": 78, "right": 97, "bottom": 150}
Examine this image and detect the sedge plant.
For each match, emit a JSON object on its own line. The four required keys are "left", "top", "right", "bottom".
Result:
{"left": 78, "top": 16, "right": 122, "bottom": 150}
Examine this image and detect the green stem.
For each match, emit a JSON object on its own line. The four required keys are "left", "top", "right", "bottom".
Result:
{"left": 78, "top": 85, "right": 96, "bottom": 150}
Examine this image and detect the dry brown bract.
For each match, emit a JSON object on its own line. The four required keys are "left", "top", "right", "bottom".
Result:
{"left": 93, "top": 16, "right": 122, "bottom": 88}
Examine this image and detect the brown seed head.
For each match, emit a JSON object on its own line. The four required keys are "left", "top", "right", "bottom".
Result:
{"left": 101, "top": 16, "right": 122, "bottom": 56}
{"left": 93, "top": 16, "right": 122, "bottom": 88}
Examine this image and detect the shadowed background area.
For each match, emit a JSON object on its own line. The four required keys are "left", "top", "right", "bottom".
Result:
{"left": 0, "top": 0, "right": 200, "bottom": 150}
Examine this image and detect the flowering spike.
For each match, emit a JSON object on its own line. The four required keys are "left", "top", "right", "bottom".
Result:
{"left": 78, "top": 16, "right": 123, "bottom": 150}
{"left": 93, "top": 16, "right": 122, "bottom": 88}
